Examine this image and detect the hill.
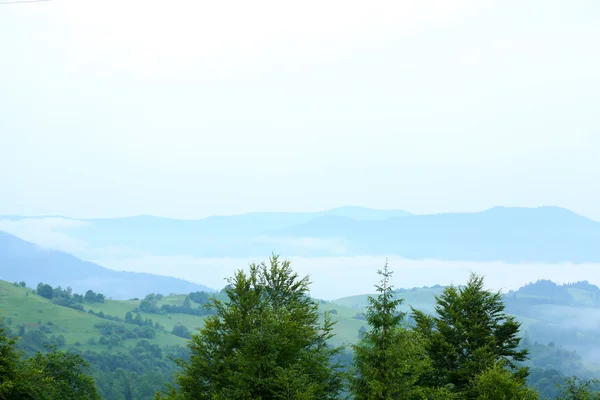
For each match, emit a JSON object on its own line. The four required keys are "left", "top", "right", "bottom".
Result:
{"left": 6, "top": 276, "right": 599, "bottom": 364}
{"left": 0, "top": 231, "right": 213, "bottom": 299}
{"left": 267, "top": 206, "right": 600, "bottom": 262}
{"left": 2, "top": 277, "right": 600, "bottom": 399}
{"left": 0, "top": 280, "right": 187, "bottom": 351}
{"left": 0, "top": 279, "right": 362, "bottom": 351}
{"left": 332, "top": 280, "right": 600, "bottom": 369}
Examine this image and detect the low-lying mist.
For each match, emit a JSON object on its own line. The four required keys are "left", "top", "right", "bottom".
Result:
{"left": 96, "top": 255, "right": 600, "bottom": 300}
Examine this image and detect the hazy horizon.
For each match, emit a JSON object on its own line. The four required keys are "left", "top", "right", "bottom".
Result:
{"left": 2, "top": 204, "right": 598, "bottom": 222}
{"left": 97, "top": 255, "right": 600, "bottom": 300}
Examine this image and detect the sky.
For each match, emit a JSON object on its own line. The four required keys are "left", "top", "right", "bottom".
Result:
{"left": 1, "top": 0, "right": 599, "bottom": 220}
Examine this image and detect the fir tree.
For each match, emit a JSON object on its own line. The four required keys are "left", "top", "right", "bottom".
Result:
{"left": 350, "top": 261, "right": 434, "bottom": 399}
{"left": 413, "top": 273, "right": 529, "bottom": 397}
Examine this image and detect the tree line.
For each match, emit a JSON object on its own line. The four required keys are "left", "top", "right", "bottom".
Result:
{"left": 157, "top": 256, "right": 600, "bottom": 400}
{"left": 3, "top": 256, "right": 600, "bottom": 399}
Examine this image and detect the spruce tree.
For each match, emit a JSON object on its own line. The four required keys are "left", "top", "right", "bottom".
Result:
{"left": 350, "top": 261, "right": 433, "bottom": 399}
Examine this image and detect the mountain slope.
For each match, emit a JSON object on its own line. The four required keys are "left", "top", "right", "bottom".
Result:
{"left": 266, "top": 206, "right": 600, "bottom": 262}
{"left": 0, "top": 280, "right": 187, "bottom": 351}
{"left": 0, "top": 231, "right": 213, "bottom": 299}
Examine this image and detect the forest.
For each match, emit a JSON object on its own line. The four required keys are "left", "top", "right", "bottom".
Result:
{"left": 1, "top": 256, "right": 600, "bottom": 399}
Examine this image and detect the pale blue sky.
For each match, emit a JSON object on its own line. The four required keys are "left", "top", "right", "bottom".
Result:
{"left": 1, "top": 0, "right": 599, "bottom": 219}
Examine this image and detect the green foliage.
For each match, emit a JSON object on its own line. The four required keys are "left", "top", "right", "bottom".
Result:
{"left": 188, "top": 291, "right": 210, "bottom": 305}
{"left": 350, "top": 261, "right": 432, "bottom": 399}
{"left": 412, "top": 273, "right": 529, "bottom": 397}
{"left": 555, "top": 377, "right": 600, "bottom": 400}
{"left": 24, "top": 346, "right": 101, "bottom": 400}
{"left": 171, "top": 324, "right": 190, "bottom": 339}
{"left": 0, "top": 318, "right": 30, "bottom": 399}
{"left": 36, "top": 283, "right": 53, "bottom": 300}
{"left": 85, "top": 290, "right": 105, "bottom": 304}
{"left": 470, "top": 362, "right": 540, "bottom": 400}
{"left": 4, "top": 273, "right": 600, "bottom": 400}
{"left": 163, "top": 255, "right": 345, "bottom": 399}
{"left": 84, "top": 342, "right": 187, "bottom": 400}
{"left": 0, "top": 316, "right": 100, "bottom": 399}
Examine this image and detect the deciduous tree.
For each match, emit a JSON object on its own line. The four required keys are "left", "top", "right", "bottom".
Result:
{"left": 160, "top": 255, "right": 344, "bottom": 400}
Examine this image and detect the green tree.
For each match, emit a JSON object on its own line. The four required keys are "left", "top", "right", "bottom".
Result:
{"left": 182, "top": 296, "right": 191, "bottom": 309}
{"left": 555, "top": 377, "right": 600, "bottom": 400}
{"left": 171, "top": 324, "right": 191, "bottom": 339}
{"left": 84, "top": 290, "right": 97, "bottom": 303}
{"left": 412, "top": 273, "right": 529, "bottom": 397}
{"left": 0, "top": 317, "right": 31, "bottom": 399}
{"left": 36, "top": 283, "right": 53, "bottom": 300}
{"left": 160, "top": 255, "right": 344, "bottom": 400}
{"left": 350, "top": 261, "right": 432, "bottom": 399}
{"left": 24, "top": 346, "right": 101, "bottom": 400}
{"left": 470, "top": 362, "right": 539, "bottom": 400}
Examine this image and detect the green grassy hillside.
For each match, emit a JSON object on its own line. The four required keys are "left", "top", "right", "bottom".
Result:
{"left": 0, "top": 281, "right": 187, "bottom": 353}
{"left": 5, "top": 278, "right": 600, "bottom": 355}
{"left": 4, "top": 278, "right": 600, "bottom": 400}
{"left": 0, "top": 280, "right": 365, "bottom": 352}
{"left": 331, "top": 281, "right": 600, "bottom": 370}
{"left": 331, "top": 286, "right": 445, "bottom": 315}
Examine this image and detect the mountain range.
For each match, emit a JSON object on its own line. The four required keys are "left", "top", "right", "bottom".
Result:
{"left": 2, "top": 205, "right": 599, "bottom": 262}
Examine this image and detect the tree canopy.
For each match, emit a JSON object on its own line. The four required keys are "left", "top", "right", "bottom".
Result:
{"left": 350, "top": 261, "right": 434, "bottom": 399}
{"left": 412, "top": 273, "right": 530, "bottom": 398}
{"left": 161, "top": 255, "right": 345, "bottom": 400}
{"left": 0, "top": 316, "right": 100, "bottom": 400}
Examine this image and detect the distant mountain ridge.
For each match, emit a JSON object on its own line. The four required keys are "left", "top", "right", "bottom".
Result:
{"left": 0, "top": 206, "right": 413, "bottom": 223}
{"left": 265, "top": 206, "right": 600, "bottom": 262}
{"left": 1, "top": 206, "right": 599, "bottom": 262}
{"left": 0, "top": 231, "right": 213, "bottom": 299}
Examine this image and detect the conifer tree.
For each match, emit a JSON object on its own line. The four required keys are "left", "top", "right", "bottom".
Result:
{"left": 350, "top": 261, "right": 435, "bottom": 399}
{"left": 412, "top": 273, "right": 529, "bottom": 397}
